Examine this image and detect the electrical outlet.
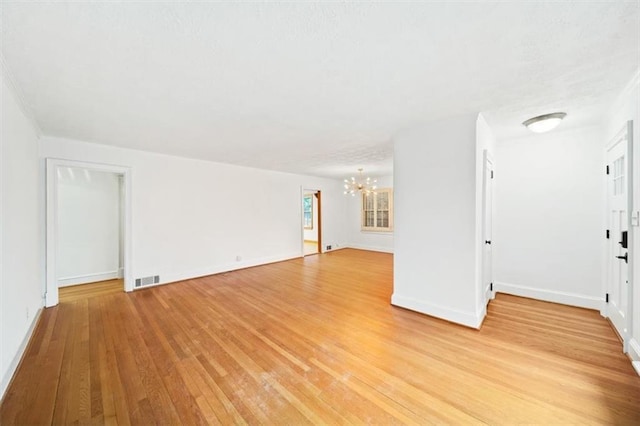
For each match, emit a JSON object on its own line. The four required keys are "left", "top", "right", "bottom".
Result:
{"left": 26, "top": 307, "right": 29, "bottom": 321}
{"left": 236, "top": 255, "right": 242, "bottom": 262}
{"left": 326, "top": 245, "right": 332, "bottom": 250}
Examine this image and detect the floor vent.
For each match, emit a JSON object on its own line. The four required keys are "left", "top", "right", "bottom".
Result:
{"left": 135, "top": 275, "right": 160, "bottom": 288}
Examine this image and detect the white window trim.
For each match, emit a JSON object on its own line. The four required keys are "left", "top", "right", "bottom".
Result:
{"left": 361, "top": 188, "right": 393, "bottom": 232}
{"left": 303, "top": 194, "right": 313, "bottom": 230}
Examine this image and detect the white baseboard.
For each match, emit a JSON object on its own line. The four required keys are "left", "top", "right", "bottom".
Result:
{"left": 494, "top": 281, "right": 604, "bottom": 311}
{"left": 630, "top": 337, "right": 640, "bottom": 362}
{"left": 347, "top": 244, "right": 394, "bottom": 254}
{"left": 476, "top": 303, "right": 488, "bottom": 328}
{"left": 391, "top": 294, "right": 484, "bottom": 329}
{"left": 623, "top": 337, "right": 640, "bottom": 377}
{"left": 139, "top": 252, "right": 303, "bottom": 289}
{"left": 58, "top": 270, "right": 119, "bottom": 287}
{"left": 322, "top": 245, "right": 346, "bottom": 253}
{"left": 1, "top": 307, "right": 42, "bottom": 400}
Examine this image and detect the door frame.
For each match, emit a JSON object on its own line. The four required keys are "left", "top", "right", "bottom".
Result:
{"left": 603, "top": 120, "right": 634, "bottom": 353}
{"left": 45, "top": 158, "right": 133, "bottom": 307}
{"left": 301, "top": 188, "right": 322, "bottom": 255}
{"left": 481, "top": 149, "right": 495, "bottom": 304}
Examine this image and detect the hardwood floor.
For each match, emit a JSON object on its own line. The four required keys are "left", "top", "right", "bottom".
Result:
{"left": 58, "top": 279, "right": 123, "bottom": 303}
{"left": 303, "top": 240, "right": 319, "bottom": 256}
{"left": 2, "top": 249, "right": 639, "bottom": 424}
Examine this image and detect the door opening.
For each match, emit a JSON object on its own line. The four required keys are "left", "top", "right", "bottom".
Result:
{"left": 302, "top": 190, "right": 322, "bottom": 256}
{"left": 46, "top": 159, "right": 132, "bottom": 307}
{"left": 604, "top": 120, "right": 634, "bottom": 353}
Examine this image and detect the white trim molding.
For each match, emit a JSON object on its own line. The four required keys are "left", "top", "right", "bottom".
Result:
{"left": 630, "top": 339, "right": 640, "bottom": 376}
{"left": 391, "top": 294, "right": 485, "bottom": 329}
{"left": 141, "top": 252, "right": 303, "bottom": 290}
{"left": 494, "top": 281, "right": 604, "bottom": 311}
{"left": 347, "top": 244, "right": 394, "bottom": 254}
{"left": 1, "top": 308, "right": 42, "bottom": 399}
{"left": 58, "top": 270, "right": 120, "bottom": 287}
{"left": 630, "top": 338, "right": 640, "bottom": 362}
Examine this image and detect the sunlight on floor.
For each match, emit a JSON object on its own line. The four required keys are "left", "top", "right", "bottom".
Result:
{"left": 304, "top": 240, "right": 319, "bottom": 256}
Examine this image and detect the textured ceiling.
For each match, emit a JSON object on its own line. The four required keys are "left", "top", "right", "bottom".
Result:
{"left": 1, "top": 1, "right": 638, "bottom": 178}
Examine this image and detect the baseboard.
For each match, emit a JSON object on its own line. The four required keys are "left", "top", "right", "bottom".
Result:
{"left": 322, "top": 245, "right": 346, "bottom": 253}
{"left": 139, "top": 252, "right": 303, "bottom": 289}
{"left": 391, "top": 294, "right": 483, "bottom": 329}
{"left": 1, "top": 307, "right": 42, "bottom": 400}
{"left": 493, "top": 281, "right": 603, "bottom": 311}
{"left": 630, "top": 338, "right": 640, "bottom": 377}
{"left": 347, "top": 244, "right": 394, "bottom": 254}
{"left": 58, "top": 270, "right": 119, "bottom": 287}
{"left": 475, "top": 303, "right": 488, "bottom": 328}
{"left": 630, "top": 337, "right": 640, "bottom": 361}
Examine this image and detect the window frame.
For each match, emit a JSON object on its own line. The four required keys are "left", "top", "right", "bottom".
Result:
{"left": 361, "top": 188, "right": 393, "bottom": 232}
{"left": 303, "top": 194, "right": 313, "bottom": 230}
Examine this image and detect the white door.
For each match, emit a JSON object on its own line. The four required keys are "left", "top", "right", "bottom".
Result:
{"left": 605, "top": 122, "right": 633, "bottom": 350}
{"left": 482, "top": 150, "right": 494, "bottom": 304}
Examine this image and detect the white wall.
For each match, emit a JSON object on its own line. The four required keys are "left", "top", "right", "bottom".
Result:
{"left": 347, "top": 175, "right": 394, "bottom": 253}
{"left": 392, "top": 113, "right": 482, "bottom": 328}
{"left": 606, "top": 70, "right": 640, "bottom": 364}
{"left": 493, "top": 125, "right": 604, "bottom": 309}
{"left": 57, "top": 168, "right": 121, "bottom": 286}
{"left": 303, "top": 191, "right": 318, "bottom": 242}
{"left": 1, "top": 69, "right": 43, "bottom": 397}
{"left": 40, "top": 136, "right": 348, "bottom": 287}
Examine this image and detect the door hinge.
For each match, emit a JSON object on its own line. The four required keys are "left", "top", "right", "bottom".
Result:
{"left": 490, "top": 282, "right": 493, "bottom": 291}
{"left": 491, "top": 170, "right": 494, "bottom": 179}
{"left": 606, "top": 229, "right": 610, "bottom": 239}
{"left": 605, "top": 293, "right": 609, "bottom": 303}
{"left": 606, "top": 165, "right": 610, "bottom": 175}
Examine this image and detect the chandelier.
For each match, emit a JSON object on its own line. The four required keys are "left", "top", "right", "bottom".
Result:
{"left": 343, "top": 168, "right": 377, "bottom": 196}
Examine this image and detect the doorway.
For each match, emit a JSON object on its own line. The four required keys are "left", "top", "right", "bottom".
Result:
{"left": 302, "top": 190, "right": 322, "bottom": 256}
{"left": 46, "top": 159, "right": 132, "bottom": 307}
{"left": 604, "top": 121, "right": 634, "bottom": 352}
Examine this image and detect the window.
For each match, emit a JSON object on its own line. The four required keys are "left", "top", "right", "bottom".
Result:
{"left": 303, "top": 194, "right": 313, "bottom": 229}
{"left": 613, "top": 156, "right": 625, "bottom": 195}
{"left": 361, "top": 188, "right": 393, "bottom": 232}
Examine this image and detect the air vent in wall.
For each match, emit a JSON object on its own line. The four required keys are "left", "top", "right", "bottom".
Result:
{"left": 135, "top": 275, "right": 160, "bottom": 288}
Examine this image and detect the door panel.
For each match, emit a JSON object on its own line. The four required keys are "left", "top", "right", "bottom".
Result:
{"left": 606, "top": 126, "right": 631, "bottom": 347}
{"left": 483, "top": 151, "right": 494, "bottom": 304}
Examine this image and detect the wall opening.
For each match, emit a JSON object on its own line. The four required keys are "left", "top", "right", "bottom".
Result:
{"left": 46, "top": 159, "right": 132, "bottom": 306}
{"left": 302, "top": 190, "right": 321, "bottom": 256}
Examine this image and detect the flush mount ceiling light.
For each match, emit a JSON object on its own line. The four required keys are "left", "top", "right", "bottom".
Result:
{"left": 343, "top": 168, "right": 377, "bottom": 196}
{"left": 522, "top": 112, "right": 567, "bottom": 133}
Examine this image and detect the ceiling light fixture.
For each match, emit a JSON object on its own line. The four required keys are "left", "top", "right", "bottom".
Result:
{"left": 522, "top": 112, "right": 567, "bottom": 133}
{"left": 344, "top": 168, "right": 377, "bottom": 196}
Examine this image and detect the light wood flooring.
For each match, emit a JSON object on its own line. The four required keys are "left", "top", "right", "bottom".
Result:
{"left": 58, "top": 279, "right": 123, "bottom": 303}
{"left": 1, "top": 249, "right": 639, "bottom": 424}
{"left": 303, "top": 240, "right": 319, "bottom": 256}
